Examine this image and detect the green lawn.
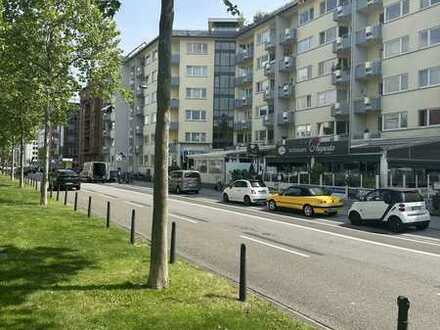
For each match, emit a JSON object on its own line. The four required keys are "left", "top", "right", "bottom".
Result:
{"left": 0, "top": 176, "right": 312, "bottom": 330}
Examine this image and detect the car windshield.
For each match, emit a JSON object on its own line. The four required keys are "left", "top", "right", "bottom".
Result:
{"left": 184, "top": 172, "right": 200, "bottom": 179}
{"left": 93, "top": 163, "right": 106, "bottom": 176}
{"left": 401, "top": 191, "right": 424, "bottom": 203}
{"left": 250, "top": 181, "right": 266, "bottom": 188}
{"left": 58, "top": 170, "right": 77, "bottom": 176}
{"left": 308, "top": 187, "right": 331, "bottom": 196}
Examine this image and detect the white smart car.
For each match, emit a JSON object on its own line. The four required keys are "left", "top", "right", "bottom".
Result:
{"left": 348, "top": 188, "right": 431, "bottom": 232}
{"left": 222, "top": 179, "right": 270, "bottom": 206}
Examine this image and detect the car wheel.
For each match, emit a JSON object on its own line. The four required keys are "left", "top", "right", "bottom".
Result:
{"left": 388, "top": 216, "right": 403, "bottom": 233}
{"left": 303, "top": 205, "right": 314, "bottom": 217}
{"left": 349, "top": 211, "right": 363, "bottom": 226}
{"left": 268, "top": 200, "right": 277, "bottom": 211}
{"left": 415, "top": 221, "right": 429, "bottom": 230}
{"left": 176, "top": 186, "right": 181, "bottom": 194}
{"left": 223, "top": 193, "right": 229, "bottom": 203}
{"left": 244, "top": 195, "right": 251, "bottom": 206}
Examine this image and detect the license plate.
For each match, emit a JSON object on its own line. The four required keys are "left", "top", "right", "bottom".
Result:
{"left": 412, "top": 206, "right": 422, "bottom": 211}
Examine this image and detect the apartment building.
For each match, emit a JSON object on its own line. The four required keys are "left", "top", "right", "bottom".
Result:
{"left": 119, "top": 19, "right": 239, "bottom": 175}
{"left": 228, "top": 0, "right": 440, "bottom": 187}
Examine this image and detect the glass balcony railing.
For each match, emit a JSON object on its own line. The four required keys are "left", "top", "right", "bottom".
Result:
{"left": 279, "top": 56, "right": 296, "bottom": 72}
{"left": 332, "top": 36, "right": 351, "bottom": 56}
{"left": 331, "top": 102, "right": 349, "bottom": 117}
{"left": 355, "top": 60, "right": 382, "bottom": 80}
{"left": 356, "top": 25, "right": 382, "bottom": 46}
{"left": 278, "top": 84, "right": 295, "bottom": 98}
{"left": 235, "top": 96, "right": 253, "bottom": 109}
{"left": 236, "top": 48, "right": 254, "bottom": 64}
{"left": 333, "top": 3, "right": 352, "bottom": 23}
{"left": 234, "top": 72, "right": 253, "bottom": 86}
{"left": 277, "top": 111, "right": 295, "bottom": 126}
{"left": 280, "top": 27, "right": 297, "bottom": 45}
{"left": 331, "top": 69, "right": 350, "bottom": 86}
{"left": 357, "top": 0, "right": 383, "bottom": 13}
{"left": 354, "top": 97, "right": 381, "bottom": 114}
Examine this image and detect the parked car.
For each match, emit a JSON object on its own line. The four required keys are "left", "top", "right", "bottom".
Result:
{"left": 49, "top": 169, "right": 81, "bottom": 191}
{"left": 267, "top": 185, "right": 344, "bottom": 217}
{"left": 169, "top": 170, "right": 201, "bottom": 194}
{"left": 348, "top": 188, "right": 430, "bottom": 232}
{"left": 80, "top": 162, "right": 108, "bottom": 183}
{"left": 222, "top": 180, "right": 270, "bottom": 205}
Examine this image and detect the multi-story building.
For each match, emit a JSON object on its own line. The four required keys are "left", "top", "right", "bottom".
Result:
{"left": 61, "top": 104, "right": 80, "bottom": 167}
{"left": 118, "top": 19, "right": 239, "bottom": 176}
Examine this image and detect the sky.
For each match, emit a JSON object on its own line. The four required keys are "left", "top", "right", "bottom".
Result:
{"left": 115, "top": 0, "right": 292, "bottom": 54}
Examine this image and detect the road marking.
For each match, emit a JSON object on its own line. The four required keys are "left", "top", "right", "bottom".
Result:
{"left": 126, "top": 201, "right": 148, "bottom": 208}
{"left": 240, "top": 235, "right": 310, "bottom": 258}
{"left": 170, "top": 214, "right": 199, "bottom": 224}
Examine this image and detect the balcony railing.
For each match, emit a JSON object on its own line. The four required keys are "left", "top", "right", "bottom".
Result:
{"left": 331, "top": 69, "right": 350, "bottom": 86}
{"left": 135, "top": 127, "right": 143, "bottom": 135}
{"left": 278, "top": 84, "right": 295, "bottom": 98}
{"left": 264, "top": 61, "right": 276, "bottom": 77}
{"left": 234, "top": 120, "right": 251, "bottom": 131}
{"left": 264, "top": 34, "right": 276, "bottom": 51}
{"left": 354, "top": 97, "right": 381, "bottom": 114}
{"left": 356, "top": 25, "right": 382, "bottom": 46}
{"left": 171, "top": 77, "right": 179, "bottom": 87}
{"left": 353, "top": 132, "right": 381, "bottom": 140}
{"left": 263, "top": 113, "right": 274, "bottom": 127}
{"left": 279, "top": 56, "right": 296, "bottom": 72}
{"left": 234, "top": 72, "right": 253, "bottom": 86}
{"left": 331, "top": 102, "right": 350, "bottom": 117}
{"left": 357, "top": 0, "right": 383, "bottom": 13}
{"left": 277, "top": 111, "right": 295, "bottom": 126}
{"left": 235, "top": 96, "right": 253, "bottom": 109}
{"left": 333, "top": 4, "right": 352, "bottom": 23}
{"left": 236, "top": 48, "right": 254, "bottom": 64}
{"left": 171, "top": 54, "right": 180, "bottom": 65}
{"left": 263, "top": 88, "right": 274, "bottom": 103}
{"left": 355, "top": 60, "right": 382, "bottom": 80}
{"left": 280, "top": 27, "right": 297, "bottom": 45}
{"left": 332, "top": 36, "right": 351, "bottom": 57}
{"left": 169, "top": 121, "right": 179, "bottom": 130}
{"left": 170, "top": 98, "right": 179, "bottom": 110}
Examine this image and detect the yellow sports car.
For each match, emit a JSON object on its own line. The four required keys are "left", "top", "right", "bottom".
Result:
{"left": 267, "top": 185, "right": 344, "bottom": 217}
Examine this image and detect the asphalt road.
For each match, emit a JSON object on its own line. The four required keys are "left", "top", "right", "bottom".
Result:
{"left": 56, "top": 183, "right": 440, "bottom": 329}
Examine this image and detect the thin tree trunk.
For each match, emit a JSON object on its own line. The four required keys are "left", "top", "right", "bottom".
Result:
{"left": 19, "top": 133, "right": 24, "bottom": 188}
{"left": 40, "top": 105, "right": 50, "bottom": 206}
{"left": 10, "top": 145, "right": 15, "bottom": 181}
{"left": 147, "top": 0, "right": 174, "bottom": 290}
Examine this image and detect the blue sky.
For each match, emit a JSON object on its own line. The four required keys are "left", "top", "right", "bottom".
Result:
{"left": 115, "top": 0, "right": 292, "bottom": 54}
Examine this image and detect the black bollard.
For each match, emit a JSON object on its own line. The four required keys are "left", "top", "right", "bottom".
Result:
{"left": 74, "top": 192, "right": 78, "bottom": 211}
{"left": 130, "top": 210, "right": 136, "bottom": 244}
{"left": 87, "top": 196, "right": 92, "bottom": 218}
{"left": 56, "top": 188, "right": 60, "bottom": 201}
{"left": 64, "top": 190, "right": 68, "bottom": 205}
{"left": 106, "top": 202, "right": 111, "bottom": 228}
{"left": 397, "top": 296, "right": 410, "bottom": 330}
{"left": 239, "top": 244, "right": 247, "bottom": 302}
{"left": 170, "top": 222, "right": 176, "bottom": 264}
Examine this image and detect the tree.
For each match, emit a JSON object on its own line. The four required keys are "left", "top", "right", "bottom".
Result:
{"left": 146, "top": 0, "right": 240, "bottom": 290}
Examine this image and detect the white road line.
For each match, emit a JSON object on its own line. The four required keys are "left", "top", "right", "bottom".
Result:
{"left": 402, "top": 234, "right": 440, "bottom": 243}
{"left": 126, "top": 201, "right": 148, "bottom": 208}
{"left": 240, "top": 235, "right": 310, "bottom": 258}
{"left": 170, "top": 214, "right": 199, "bottom": 224}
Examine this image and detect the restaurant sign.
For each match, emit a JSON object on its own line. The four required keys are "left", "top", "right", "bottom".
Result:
{"left": 277, "top": 137, "right": 348, "bottom": 157}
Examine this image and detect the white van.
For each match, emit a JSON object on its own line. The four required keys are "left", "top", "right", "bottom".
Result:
{"left": 80, "top": 162, "right": 108, "bottom": 183}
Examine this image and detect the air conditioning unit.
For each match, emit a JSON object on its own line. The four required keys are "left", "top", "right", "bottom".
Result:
{"left": 282, "top": 112, "right": 288, "bottom": 120}
{"left": 264, "top": 115, "right": 269, "bottom": 121}
{"left": 365, "top": 26, "right": 373, "bottom": 38}
{"left": 334, "top": 102, "right": 341, "bottom": 110}
{"left": 283, "top": 84, "right": 289, "bottom": 91}
{"left": 336, "top": 37, "right": 343, "bottom": 46}
{"left": 285, "top": 28, "right": 291, "bottom": 38}
{"left": 241, "top": 96, "right": 247, "bottom": 101}
{"left": 335, "top": 70, "right": 342, "bottom": 79}
{"left": 284, "top": 56, "right": 291, "bottom": 67}
{"left": 367, "top": 0, "right": 375, "bottom": 5}
{"left": 364, "top": 97, "right": 371, "bottom": 105}
{"left": 336, "top": 5, "right": 343, "bottom": 14}
{"left": 365, "top": 61, "right": 372, "bottom": 72}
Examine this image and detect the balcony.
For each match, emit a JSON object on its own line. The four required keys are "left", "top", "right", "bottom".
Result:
{"left": 170, "top": 98, "right": 179, "bottom": 110}
{"left": 234, "top": 120, "right": 251, "bottom": 131}
{"left": 264, "top": 35, "right": 276, "bottom": 51}
{"left": 135, "top": 127, "right": 143, "bottom": 135}
{"left": 278, "top": 84, "right": 295, "bottom": 99}
{"left": 277, "top": 111, "right": 295, "bottom": 126}
{"left": 169, "top": 121, "right": 179, "bottom": 130}
{"left": 171, "top": 54, "right": 180, "bottom": 65}
{"left": 235, "top": 96, "right": 253, "bottom": 109}
{"left": 264, "top": 61, "right": 276, "bottom": 77}
{"left": 355, "top": 60, "right": 382, "bottom": 80}
{"left": 280, "top": 27, "right": 297, "bottom": 45}
{"left": 354, "top": 96, "right": 381, "bottom": 114}
{"left": 332, "top": 36, "right": 351, "bottom": 57}
{"left": 135, "top": 105, "right": 144, "bottom": 116}
{"left": 333, "top": 4, "right": 352, "bottom": 23}
{"left": 236, "top": 48, "right": 254, "bottom": 64}
{"left": 136, "top": 67, "right": 143, "bottom": 78}
{"left": 279, "top": 56, "right": 296, "bottom": 72}
{"left": 331, "top": 102, "right": 350, "bottom": 118}
{"left": 356, "top": 25, "right": 382, "bottom": 47}
{"left": 171, "top": 77, "right": 179, "bottom": 87}
{"left": 135, "top": 88, "right": 144, "bottom": 97}
{"left": 331, "top": 69, "right": 350, "bottom": 87}
{"left": 357, "top": 0, "right": 383, "bottom": 13}
{"left": 234, "top": 72, "right": 253, "bottom": 86}
{"left": 263, "top": 88, "right": 274, "bottom": 103}
{"left": 263, "top": 113, "right": 274, "bottom": 127}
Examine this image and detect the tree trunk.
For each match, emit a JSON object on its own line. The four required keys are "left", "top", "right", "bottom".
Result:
{"left": 147, "top": 0, "right": 174, "bottom": 290}
{"left": 40, "top": 105, "right": 50, "bottom": 206}
{"left": 19, "top": 134, "right": 24, "bottom": 188}
{"left": 10, "top": 145, "right": 15, "bottom": 181}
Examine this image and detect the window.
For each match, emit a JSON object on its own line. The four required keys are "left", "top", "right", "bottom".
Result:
{"left": 298, "top": 37, "right": 313, "bottom": 53}
{"left": 296, "top": 124, "right": 312, "bottom": 137}
{"left": 151, "top": 113, "right": 156, "bottom": 123}
{"left": 297, "top": 66, "right": 312, "bottom": 82}
{"left": 383, "top": 73, "right": 408, "bottom": 94}
{"left": 256, "top": 81, "right": 264, "bottom": 93}
{"left": 299, "top": 7, "right": 314, "bottom": 25}
{"left": 317, "top": 90, "right": 337, "bottom": 106}
{"left": 145, "top": 94, "right": 150, "bottom": 105}
{"left": 152, "top": 92, "right": 157, "bottom": 103}
{"left": 418, "top": 26, "right": 440, "bottom": 48}
{"left": 317, "top": 121, "right": 335, "bottom": 136}
{"left": 419, "top": 108, "right": 440, "bottom": 126}
{"left": 187, "top": 42, "right": 208, "bottom": 55}
{"left": 185, "top": 110, "right": 207, "bottom": 121}
{"left": 153, "top": 50, "right": 158, "bottom": 61}
{"left": 320, "top": 0, "right": 337, "bottom": 14}
{"left": 319, "top": 27, "right": 337, "bottom": 45}
{"left": 145, "top": 54, "right": 151, "bottom": 65}
{"left": 384, "top": 36, "right": 409, "bottom": 57}
{"left": 383, "top": 112, "right": 408, "bottom": 130}
{"left": 385, "top": 0, "right": 409, "bottom": 22}
{"left": 256, "top": 55, "right": 269, "bottom": 70}
{"left": 419, "top": 66, "right": 440, "bottom": 87}
{"left": 185, "top": 132, "right": 207, "bottom": 142}
{"left": 152, "top": 70, "right": 157, "bottom": 82}
{"left": 257, "top": 106, "right": 271, "bottom": 117}
{"left": 145, "top": 114, "right": 150, "bottom": 125}
{"left": 296, "top": 95, "right": 312, "bottom": 110}
{"left": 318, "top": 59, "right": 336, "bottom": 75}
{"left": 186, "top": 65, "right": 208, "bottom": 77}
{"left": 186, "top": 88, "right": 207, "bottom": 99}
{"left": 421, "top": 0, "right": 440, "bottom": 8}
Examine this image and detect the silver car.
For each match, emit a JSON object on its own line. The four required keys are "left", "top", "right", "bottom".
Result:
{"left": 169, "top": 170, "right": 201, "bottom": 194}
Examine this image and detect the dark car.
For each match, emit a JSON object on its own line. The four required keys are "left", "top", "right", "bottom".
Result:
{"left": 50, "top": 169, "right": 81, "bottom": 191}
